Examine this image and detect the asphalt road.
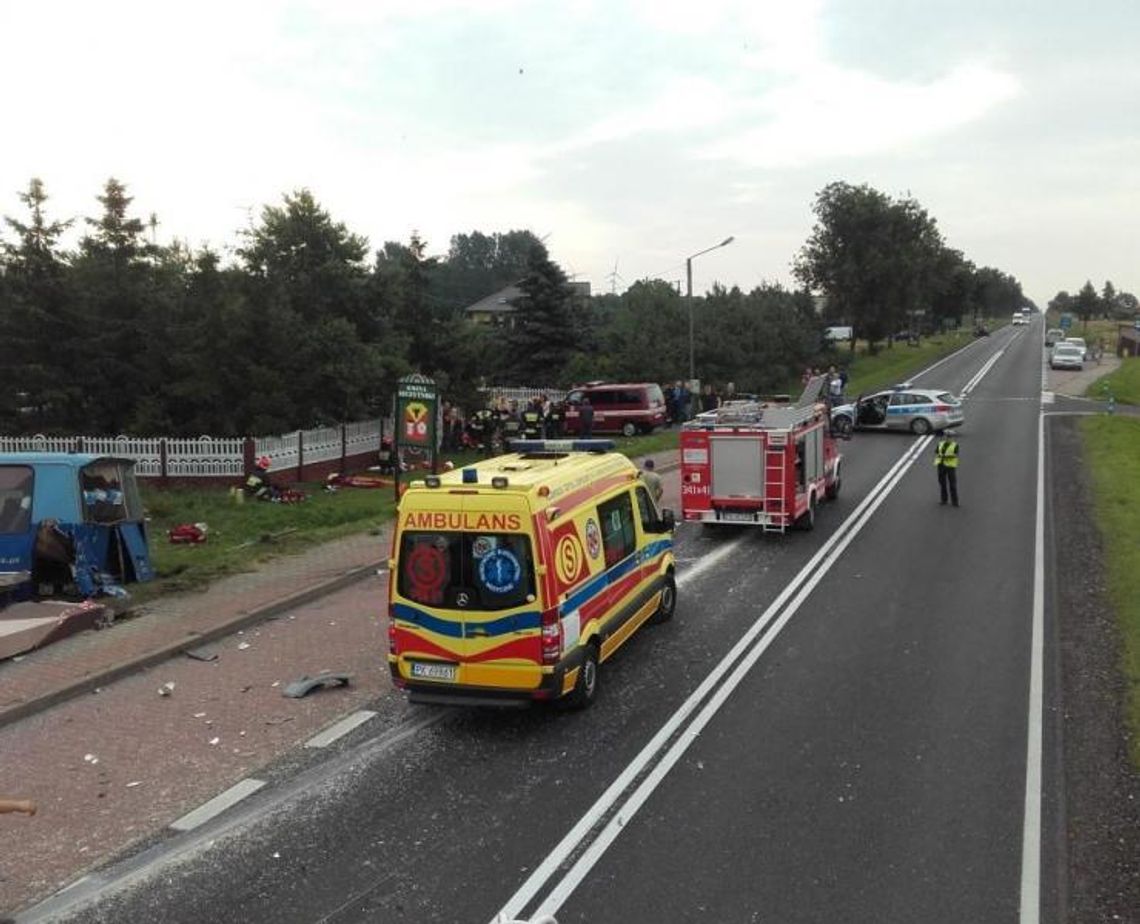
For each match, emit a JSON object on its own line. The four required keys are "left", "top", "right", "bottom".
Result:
{"left": 26, "top": 322, "right": 1062, "bottom": 924}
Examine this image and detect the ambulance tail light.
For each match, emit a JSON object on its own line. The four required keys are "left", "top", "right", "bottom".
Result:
{"left": 540, "top": 606, "right": 562, "bottom": 664}
{"left": 387, "top": 604, "right": 398, "bottom": 654}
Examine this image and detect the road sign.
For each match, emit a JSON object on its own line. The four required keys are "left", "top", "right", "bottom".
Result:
{"left": 1060, "top": 314, "right": 1072, "bottom": 330}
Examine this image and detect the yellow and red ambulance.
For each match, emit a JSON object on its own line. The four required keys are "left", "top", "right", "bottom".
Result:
{"left": 387, "top": 440, "right": 676, "bottom": 708}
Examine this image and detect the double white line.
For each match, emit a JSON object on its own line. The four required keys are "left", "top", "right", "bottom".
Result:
{"left": 492, "top": 434, "right": 935, "bottom": 923}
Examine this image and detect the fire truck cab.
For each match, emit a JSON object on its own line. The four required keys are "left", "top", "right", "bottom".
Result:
{"left": 680, "top": 377, "right": 841, "bottom": 532}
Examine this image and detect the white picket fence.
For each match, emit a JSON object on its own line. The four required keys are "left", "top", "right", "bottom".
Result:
{"left": 0, "top": 419, "right": 390, "bottom": 478}
{"left": 481, "top": 386, "right": 567, "bottom": 406}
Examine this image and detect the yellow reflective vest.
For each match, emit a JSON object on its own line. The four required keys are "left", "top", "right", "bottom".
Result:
{"left": 934, "top": 439, "right": 959, "bottom": 468}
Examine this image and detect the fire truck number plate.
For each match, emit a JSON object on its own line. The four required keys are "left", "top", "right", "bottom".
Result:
{"left": 721, "top": 511, "right": 756, "bottom": 523}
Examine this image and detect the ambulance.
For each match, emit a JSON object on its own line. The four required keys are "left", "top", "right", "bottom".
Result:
{"left": 387, "top": 440, "right": 676, "bottom": 708}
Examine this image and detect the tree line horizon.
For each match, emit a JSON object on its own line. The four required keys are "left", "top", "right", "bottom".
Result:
{"left": 2, "top": 177, "right": 1036, "bottom": 438}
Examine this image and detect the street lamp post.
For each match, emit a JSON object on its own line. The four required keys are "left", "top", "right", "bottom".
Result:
{"left": 687, "top": 236, "right": 735, "bottom": 381}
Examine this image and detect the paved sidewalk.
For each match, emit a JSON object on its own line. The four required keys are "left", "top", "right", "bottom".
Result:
{"left": 0, "top": 449, "right": 680, "bottom": 730}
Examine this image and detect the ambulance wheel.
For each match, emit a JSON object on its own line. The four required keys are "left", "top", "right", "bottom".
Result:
{"left": 621, "top": 422, "right": 637, "bottom": 437}
{"left": 650, "top": 573, "right": 676, "bottom": 625}
{"left": 566, "top": 643, "right": 599, "bottom": 709}
{"left": 911, "top": 417, "right": 932, "bottom": 435}
{"left": 796, "top": 496, "right": 816, "bottom": 531}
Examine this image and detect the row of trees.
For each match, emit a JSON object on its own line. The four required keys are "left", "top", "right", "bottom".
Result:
{"left": 1048, "top": 280, "right": 1139, "bottom": 323}
{"left": 795, "top": 182, "right": 1028, "bottom": 345}
{"left": 1, "top": 177, "right": 1028, "bottom": 437}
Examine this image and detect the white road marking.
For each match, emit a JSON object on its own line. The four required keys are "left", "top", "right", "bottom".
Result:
{"left": 530, "top": 437, "right": 931, "bottom": 919}
{"left": 490, "top": 436, "right": 932, "bottom": 924}
{"left": 170, "top": 778, "right": 266, "bottom": 832}
{"left": 492, "top": 337, "right": 1014, "bottom": 924}
{"left": 305, "top": 710, "right": 378, "bottom": 748}
{"left": 1041, "top": 391, "right": 1055, "bottom": 404}
{"left": 1019, "top": 402, "right": 1046, "bottom": 922}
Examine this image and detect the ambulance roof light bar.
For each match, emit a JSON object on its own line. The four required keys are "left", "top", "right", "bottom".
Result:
{"left": 510, "top": 439, "right": 616, "bottom": 453}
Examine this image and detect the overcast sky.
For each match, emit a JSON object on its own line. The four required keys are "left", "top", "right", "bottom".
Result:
{"left": 3, "top": 0, "right": 1137, "bottom": 308}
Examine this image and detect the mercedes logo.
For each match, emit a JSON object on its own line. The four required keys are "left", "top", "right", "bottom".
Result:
{"left": 456, "top": 592, "right": 470, "bottom": 607}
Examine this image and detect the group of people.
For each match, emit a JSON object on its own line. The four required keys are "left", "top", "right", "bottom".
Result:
{"left": 663, "top": 381, "right": 738, "bottom": 425}
{"left": 802, "top": 365, "right": 849, "bottom": 408}
{"left": 466, "top": 394, "right": 571, "bottom": 454}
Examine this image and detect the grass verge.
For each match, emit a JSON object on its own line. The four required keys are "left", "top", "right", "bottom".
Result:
{"left": 137, "top": 430, "right": 679, "bottom": 600}
{"left": 803, "top": 323, "right": 996, "bottom": 397}
{"left": 1085, "top": 356, "right": 1140, "bottom": 405}
{"left": 1080, "top": 415, "right": 1140, "bottom": 768}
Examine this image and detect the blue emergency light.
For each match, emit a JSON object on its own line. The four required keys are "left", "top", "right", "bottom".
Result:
{"left": 510, "top": 439, "right": 616, "bottom": 453}
{"left": 462, "top": 467, "right": 478, "bottom": 484}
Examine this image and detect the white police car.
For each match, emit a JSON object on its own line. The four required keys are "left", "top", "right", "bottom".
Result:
{"left": 831, "top": 384, "right": 964, "bottom": 437}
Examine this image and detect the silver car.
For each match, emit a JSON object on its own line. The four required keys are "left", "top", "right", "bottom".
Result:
{"left": 1050, "top": 344, "right": 1084, "bottom": 370}
{"left": 832, "top": 386, "right": 964, "bottom": 436}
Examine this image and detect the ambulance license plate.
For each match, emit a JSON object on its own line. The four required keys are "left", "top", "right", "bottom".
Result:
{"left": 721, "top": 511, "right": 756, "bottom": 523}
{"left": 411, "top": 662, "right": 457, "bottom": 682}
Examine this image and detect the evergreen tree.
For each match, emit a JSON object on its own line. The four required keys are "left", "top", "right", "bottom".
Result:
{"left": 506, "top": 247, "right": 580, "bottom": 384}
{"left": 0, "top": 178, "right": 75, "bottom": 431}
{"left": 70, "top": 178, "right": 155, "bottom": 432}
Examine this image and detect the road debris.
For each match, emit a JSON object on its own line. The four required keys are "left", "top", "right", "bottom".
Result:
{"left": 208, "top": 737, "right": 220, "bottom": 746}
{"left": 83, "top": 754, "right": 98, "bottom": 765}
{"left": 158, "top": 681, "right": 176, "bottom": 697}
{"left": 281, "top": 671, "right": 352, "bottom": 699}
{"left": 237, "top": 641, "right": 251, "bottom": 651}
{"left": 185, "top": 646, "right": 219, "bottom": 662}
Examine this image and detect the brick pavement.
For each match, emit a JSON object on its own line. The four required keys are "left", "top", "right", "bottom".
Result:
{"left": 0, "top": 449, "right": 680, "bottom": 730}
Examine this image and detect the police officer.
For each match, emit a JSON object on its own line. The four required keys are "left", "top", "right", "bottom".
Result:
{"left": 522, "top": 398, "right": 543, "bottom": 439}
{"left": 934, "top": 433, "right": 960, "bottom": 507}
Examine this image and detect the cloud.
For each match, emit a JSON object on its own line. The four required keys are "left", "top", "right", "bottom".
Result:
{"left": 697, "top": 62, "right": 1021, "bottom": 169}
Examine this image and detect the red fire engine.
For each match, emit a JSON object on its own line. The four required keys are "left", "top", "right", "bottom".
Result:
{"left": 680, "top": 381, "right": 842, "bottom": 533}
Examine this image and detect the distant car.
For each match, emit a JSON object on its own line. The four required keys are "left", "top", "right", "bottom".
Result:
{"left": 1063, "top": 336, "right": 1089, "bottom": 360}
{"left": 1012, "top": 313, "right": 1028, "bottom": 326}
{"left": 1050, "top": 344, "right": 1084, "bottom": 370}
{"left": 831, "top": 386, "right": 964, "bottom": 436}
{"left": 1044, "top": 328, "right": 1064, "bottom": 347}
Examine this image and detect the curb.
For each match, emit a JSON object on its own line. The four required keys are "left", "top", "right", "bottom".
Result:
{"left": 0, "top": 450, "right": 681, "bottom": 730}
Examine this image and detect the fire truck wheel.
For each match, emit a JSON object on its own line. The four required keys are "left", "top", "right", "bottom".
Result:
{"left": 825, "top": 474, "right": 841, "bottom": 500}
{"left": 621, "top": 422, "right": 637, "bottom": 437}
{"left": 796, "top": 495, "right": 816, "bottom": 531}
{"left": 566, "top": 642, "right": 600, "bottom": 709}
{"left": 650, "top": 573, "right": 676, "bottom": 625}
{"left": 910, "top": 417, "right": 932, "bottom": 435}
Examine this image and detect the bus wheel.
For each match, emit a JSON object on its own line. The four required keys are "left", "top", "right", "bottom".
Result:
{"left": 650, "top": 573, "right": 676, "bottom": 625}
{"left": 566, "top": 643, "right": 599, "bottom": 709}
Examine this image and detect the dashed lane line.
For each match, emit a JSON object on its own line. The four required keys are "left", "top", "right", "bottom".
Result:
{"left": 170, "top": 778, "right": 267, "bottom": 832}
{"left": 305, "top": 710, "right": 378, "bottom": 748}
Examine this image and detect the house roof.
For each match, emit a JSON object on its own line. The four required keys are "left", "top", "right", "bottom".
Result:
{"left": 464, "top": 280, "right": 592, "bottom": 316}
{"left": 464, "top": 285, "right": 523, "bottom": 316}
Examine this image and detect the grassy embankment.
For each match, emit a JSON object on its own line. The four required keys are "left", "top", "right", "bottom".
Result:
{"left": 139, "top": 429, "right": 681, "bottom": 596}
{"left": 1080, "top": 414, "right": 1140, "bottom": 768}
{"left": 1085, "top": 356, "right": 1140, "bottom": 405}
{"left": 140, "top": 332, "right": 987, "bottom": 597}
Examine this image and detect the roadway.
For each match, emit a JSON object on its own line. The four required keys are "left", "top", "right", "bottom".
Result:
{"left": 24, "top": 321, "right": 1061, "bottom": 924}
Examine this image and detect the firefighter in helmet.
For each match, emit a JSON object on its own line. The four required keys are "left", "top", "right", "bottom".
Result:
{"left": 245, "top": 456, "right": 278, "bottom": 501}
{"left": 522, "top": 397, "right": 543, "bottom": 439}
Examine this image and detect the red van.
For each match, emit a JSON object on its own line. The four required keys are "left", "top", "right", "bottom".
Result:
{"left": 563, "top": 383, "right": 666, "bottom": 436}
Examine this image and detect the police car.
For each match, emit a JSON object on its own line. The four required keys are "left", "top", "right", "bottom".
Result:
{"left": 830, "top": 384, "right": 964, "bottom": 436}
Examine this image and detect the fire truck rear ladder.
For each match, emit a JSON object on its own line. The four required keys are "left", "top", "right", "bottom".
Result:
{"left": 763, "top": 437, "right": 788, "bottom": 534}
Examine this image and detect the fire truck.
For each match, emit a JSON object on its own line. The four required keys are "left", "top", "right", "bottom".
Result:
{"left": 680, "top": 378, "right": 842, "bottom": 532}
